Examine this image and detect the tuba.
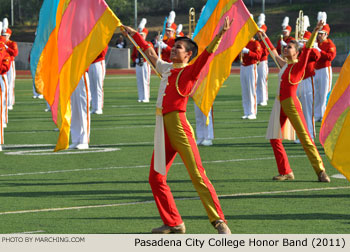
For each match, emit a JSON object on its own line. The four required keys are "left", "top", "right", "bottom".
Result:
{"left": 189, "top": 7, "right": 196, "bottom": 38}
{"left": 295, "top": 10, "right": 304, "bottom": 41}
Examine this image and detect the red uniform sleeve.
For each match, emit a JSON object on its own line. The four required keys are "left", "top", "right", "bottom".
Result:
{"left": 0, "top": 53, "right": 11, "bottom": 74}
{"left": 276, "top": 38, "right": 282, "bottom": 55}
{"left": 131, "top": 47, "right": 137, "bottom": 62}
{"left": 248, "top": 41, "right": 262, "bottom": 61}
{"left": 320, "top": 41, "right": 336, "bottom": 61}
{"left": 309, "top": 48, "right": 321, "bottom": 62}
{"left": 6, "top": 41, "right": 18, "bottom": 57}
{"left": 290, "top": 47, "right": 311, "bottom": 84}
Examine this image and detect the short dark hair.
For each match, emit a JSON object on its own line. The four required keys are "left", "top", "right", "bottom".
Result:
{"left": 175, "top": 36, "right": 198, "bottom": 62}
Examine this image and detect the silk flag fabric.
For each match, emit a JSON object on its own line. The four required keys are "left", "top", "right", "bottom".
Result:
{"left": 191, "top": 0, "right": 259, "bottom": 116}
{"left": 30, "top": 0, "right": 121, "bottom": 151}
{"left": 320, "top": 53, "right": 350, "bottom": 181}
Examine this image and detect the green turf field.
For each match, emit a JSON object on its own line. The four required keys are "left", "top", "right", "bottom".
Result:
{"left": 0, "top": 72, "right": 349, "bottom": 234}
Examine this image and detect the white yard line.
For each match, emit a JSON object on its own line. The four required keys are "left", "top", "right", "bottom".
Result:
{"left": 0, "top": 186, "right": 348, "bottom": 216}
{"left": 0, "top": 154, "right": 307, "bottom": 177}
{"left": 14, "top": 230, "right": 46, "bottom": 234}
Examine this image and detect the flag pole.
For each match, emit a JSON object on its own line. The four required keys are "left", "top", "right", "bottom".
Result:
{"left": 121, "top": 27, "right": 162, "bottom": 79}
{"left": 258, "top": 30, "right": 281, "bottom": 69}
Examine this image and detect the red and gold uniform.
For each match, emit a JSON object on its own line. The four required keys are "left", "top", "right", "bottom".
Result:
{"left": 314, "top": 24, "right": 336, "bottom": 121}
{"left": 265, "top": 34, "right": 326, "bottom": 179}
{"left": 132, "top": 32, "right": 227, "bottom": 228}
{"left": 240, "top": 38, "right": 262, "bottom": 118}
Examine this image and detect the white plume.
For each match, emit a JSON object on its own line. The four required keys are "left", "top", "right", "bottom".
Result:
{"left": 321, "top": 12, "right": 327, "bottom": 23}
{"left": 303, "top": 15, "right": 310, "bottom": 30}
{"left": 176, "top": 24, "right": 183, "bottom": 35}
{"left": 2, "top": 18, "right": 8, "bottom": 33}
{"left": 282, "top": 16, "right": 289, "bottom": 28}
{"left": 168, "top": 11, "right": 176, "bottom": 24}
{"left": 317, "top": 11, "right": 327, "bottom": 23}
{"left": 138, "top": 18, "right": 147, "bottom": 32}
{"left": 257, "top": 13, "right": 265, "bottom": 27}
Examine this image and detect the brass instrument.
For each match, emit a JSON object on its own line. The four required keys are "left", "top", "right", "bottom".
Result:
{"left": 189, "top": 7, "right": 196, "bottom": 38}
{"left": 295, "top": 10, "right": 304, "bottom": 41}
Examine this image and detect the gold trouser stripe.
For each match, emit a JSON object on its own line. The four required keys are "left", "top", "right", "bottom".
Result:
{"left": 163, "top": 111, "right": 221, "bottom": 223}
{"left": 281, "top": 97, "right": 324, "bottom": 174}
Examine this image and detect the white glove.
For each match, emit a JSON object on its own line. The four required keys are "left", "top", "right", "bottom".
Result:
{"left": 158, "top": 41, "right": 168, "bottom": 49}
{"left": 242, "top": 47, "right": 249, "bottom": 54}
{"left": 4, "top": 44, "right": 8, "bottom": 49}
{"left": 135, "top": 58, "right": 139, "bottom": 63}
{"left": 280, "top": 40, "right": 287, "bottom": 47}
{"left": 313, "top": 43, "right": 321, "bottom": 52}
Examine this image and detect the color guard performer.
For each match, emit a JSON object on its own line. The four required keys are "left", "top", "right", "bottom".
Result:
{"left": 122, "top": 16, "right": 232, "bottom": 234}
{"left": 276, "top": 17, "right": 295, "bottom": 56}
{"left": 260, "top": 20, "right": 330, "bottom": 182}
{"left": 131, "top": 18, "right": 151, "bottom": 103}
{"left": 240, "top": 33, "right": 262, "bottom": 120}
{"left": 256, "top": 13, "right": 269, "bottom": 106}
{"left": 314, "top": 12, "right": 336, "bottom": 122}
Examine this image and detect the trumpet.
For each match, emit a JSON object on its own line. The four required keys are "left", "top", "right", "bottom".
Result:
{"left": 189, "top": 7, "right": 196, "bottom": 38}
{"left": 295, "top": 10, "right": 304, "bottom": 41}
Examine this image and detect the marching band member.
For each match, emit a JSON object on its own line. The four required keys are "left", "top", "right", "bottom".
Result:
{"left": 131, "top": 18, "right": 151, "bottom": 103}
{"left": 122, "top": 16, "right": 232, "bottom": 234}
{"left": 69, "top": 71, "right": 91, "bottom": 150}
{"left": 154, "top": 11, "right": 176, "bottom": 62}
{"left": 0, "top": 21, "right": 11, "bottom": 150}
{"left": 314, "top": 12, "right": 336, "bottom": 122}
{"left": 2, "top": 18, "right": 17, "bottom": 110}
{"left": 295, "top": 15, "right": 320, "bottom": 143}
{"left": 261, "top": 20, "right": 330, "bottom": 182}
{"left": 0, "top": 22, "right": 10, "bottom": 129}
{"left": 276, "top": 16, "right": 295, "bottom": 55}
{"left": 88, "top": 45, "right": 108, "bottom": 115}
{"left": 240, "top": 32, "right": 262, "bottom": 120}
{"left": 256, "top": 13, "right": 269, "bottom": 106}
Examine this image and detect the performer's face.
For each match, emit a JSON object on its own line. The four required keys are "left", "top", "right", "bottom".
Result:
{"left": 170, "top": 40, "right": 192, "bottom": 63}
{"left": 165, "top": 29, "right": 174, "bottom": 39}
{"left": 282, "top": 30, "right": 290, "bottom": 38}
{"left": 317, "top": 32, "right": 327, "bottom": 42}
{"left": 283, "top": 42, "right": 298, "bottom": 59}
